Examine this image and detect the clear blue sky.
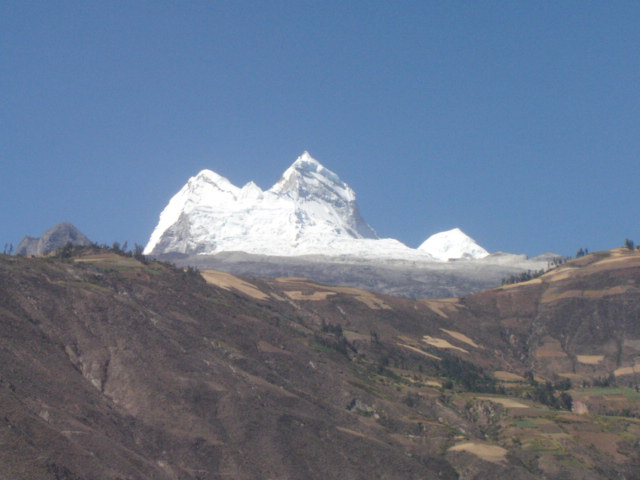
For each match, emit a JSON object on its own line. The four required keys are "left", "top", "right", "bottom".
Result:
{"left": 2, "top": 1, "right": 639, "bottom": 256}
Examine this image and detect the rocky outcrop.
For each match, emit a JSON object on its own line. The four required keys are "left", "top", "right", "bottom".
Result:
{"left": 16, "top": 222, "right": 92, "bottom": 256}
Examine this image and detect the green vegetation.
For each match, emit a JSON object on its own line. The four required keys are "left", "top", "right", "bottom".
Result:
{"left": 55, "top": 241, "right": 149, "bottom": 264}
{"left": 60, "top": 280, "right": 112, "bottom": 294}
{"left": 438, "top": 354, "right": 499, "bottom": 393}
{"left": 513, "top": 419, "right": 539, "bottom": 429}
{"left": 524, "top": 437, "right": 569, "bottom": 456}
{"left": 575, "top": 247, "right": 589, "bottom": 258}
{"left": 501, "top": 269, "right": 546, "bottom": 285}
{"left": 520, "top": 377, "right": 573, "bottom": 410}
{"left": 559, "top": 457, "right": 590, "bottom": 470}
{"left": 578, "top": 386, "right": 640, "bottom": 398}
{"left": 313, "top": 321, "right": 357, "bottom": 357}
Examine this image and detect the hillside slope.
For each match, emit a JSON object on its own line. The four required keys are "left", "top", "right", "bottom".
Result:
{"left": 0, "top": 248, "right": 639, "bottom": 479}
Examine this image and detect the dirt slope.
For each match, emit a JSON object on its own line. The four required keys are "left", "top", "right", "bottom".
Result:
{"left": 1, "top": 248, "right": 639, "bottom": 479}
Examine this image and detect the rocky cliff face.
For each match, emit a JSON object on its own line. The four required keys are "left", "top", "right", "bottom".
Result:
{"left": 16, "top": 222, "right": 92, "bottom": 256}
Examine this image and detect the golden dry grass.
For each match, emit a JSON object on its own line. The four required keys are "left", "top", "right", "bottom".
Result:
{"left": 474, "top": 396, "right": 530, "bottom": 409}
{"left": 535, "top": 350, "right": 568, "bottom": 359}
{"left": 499, "top": 278, "right": 543, "bottom": 289}
{"left": 614, "top": 365, "right": 640, "bottom": 377}
{"left": 542, "top": 286, "right": 631, "bottom": 304}
{"left": 200, "top": 270, "right": 269, "bottom": 300}
{"left": 448, "top": 442, "right": 507, "bottom": 463}
{"left": 283, "top": 290, "right": 336, "bottom": 301}
{"left": 576, "top": 355, "right": 605, "bottom": 365}
{"left": 541, "top": 268, "right": 578, "bottom": 282}
{"left": 422, "top": 336, "right": 469, "bottom": 354}
{"left": 325, "top": 285, "right": 391, "bottom": 310}
{"left": 420, "top": 298, "right": 462, "bottom": 318}
{"left": 275, "top": 278, "right": 390, "bottom": 310}
{"left": 592, "top": 250, "right": 640, "bottom": 268}
{"left": 74, "top": 253, "right": 143, "bottom": 268}
{"left": 397, "top": 343, "right": 441, "bottom": 361}
{"left": 493, "top": 371, "right": 526, "bottom": 382}
{"left": 335, "top": 426, "right": 368, "bottom": 439}
{"left": 440, "top": 328, "right": 480, "bottom": 349}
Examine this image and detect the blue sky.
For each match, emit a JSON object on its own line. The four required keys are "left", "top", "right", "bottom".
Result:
{"left": 2, "top": 1, "right": 639, "bottom": 257}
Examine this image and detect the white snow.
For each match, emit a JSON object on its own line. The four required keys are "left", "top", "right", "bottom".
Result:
{"left": 144, "top": 152, "right": 491, "bottom": 263}
{"left": 418, "top": 228, "right": 489, "bottom": 261}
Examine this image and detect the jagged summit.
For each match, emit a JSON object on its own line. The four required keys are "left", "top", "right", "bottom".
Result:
{"left": 418, "top": 228, "right": 489, "bottom": 261}
{"left": 271, "top": 152, "right": 354, "bottom": 202}
{"left": 144, "top": 152, "right": 388, "bottom": 257}
{"left": 291, "top": 150, "right": 319, "bottom": 168}
{"left": 144, "top": 152, "right": 493, "bottom": 262}
{"left": 193, "top": 169, "right": 239, "bottom": 195}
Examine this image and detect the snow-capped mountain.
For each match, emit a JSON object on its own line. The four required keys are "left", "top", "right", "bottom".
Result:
{"left": 144, "top": 152, "right": 497, "bottom": 262}
{"left": 418, "top": 228, "right": 489, "bottom": 261}
{"left": 144, "top": 152, "right": 430, "bottom": 259}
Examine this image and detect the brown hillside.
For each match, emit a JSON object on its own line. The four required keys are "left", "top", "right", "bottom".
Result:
{"left": 0, "top": 248, "right": 639, "bottom": 479}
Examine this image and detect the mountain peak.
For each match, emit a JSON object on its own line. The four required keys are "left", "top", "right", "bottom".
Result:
{"left": 145, "top": 153, "right": 381, "bottom": 256}
{"left": 418, "top": 228, "right": 489, "bottom": 261}
{"left": 270, "top": 152, "right": 349, "bottom": 200}
{"left": 192, "top": 169, "right": 238, "bottom": 194}
{"left": 17, "top": 222, "right": 92, "bottom": 256}
{"left": 293, "top": 150, "right": 319, "bottom": 167}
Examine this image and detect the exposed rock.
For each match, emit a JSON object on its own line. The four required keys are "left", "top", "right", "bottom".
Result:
{"left": 16, "top": 222, "right": 92, "bottom": 256}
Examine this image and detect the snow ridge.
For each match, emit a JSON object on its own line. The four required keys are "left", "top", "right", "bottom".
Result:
{"left": 144, "top": 152, "right": 488, "bottom": 261}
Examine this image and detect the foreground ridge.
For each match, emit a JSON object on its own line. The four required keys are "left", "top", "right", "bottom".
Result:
{"left": 1, "top": 246, "right": 639, "bottom": 478}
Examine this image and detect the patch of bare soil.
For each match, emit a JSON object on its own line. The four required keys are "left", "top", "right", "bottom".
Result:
{"left": 448, "top": 442, "right": 508, "bottom": 463}
{"left": 493, "top": 371, "right": 526, "bottom": 382}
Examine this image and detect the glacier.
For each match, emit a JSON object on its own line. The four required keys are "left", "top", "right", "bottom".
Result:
{"left": 144, "top": 152, "right": 488, "bottom": 261}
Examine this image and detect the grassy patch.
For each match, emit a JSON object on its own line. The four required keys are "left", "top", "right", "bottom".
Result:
{"left": 60, "top": 280, "right": 111, "bottom": 294}
{"left": 75, "top": 255, "right": 143, "bottom": 270}
{"left": 559, "top": 457, "right": 590, "bottom": 470}
{"left": 514, "top": 419, "right": 539, "bottom": 429}
{"left": 311, "top": 344, "right": 335, "bottom": 353}
{"left": 524, "top": 437, "right": 568, "bottom": 456}
{"left": 575, "top": 386, "right": 640, "bottom": 400}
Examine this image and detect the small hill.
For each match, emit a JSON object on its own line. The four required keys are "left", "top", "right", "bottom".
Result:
{"left": 16, "top": 222, "right": 92, "bottom": 256}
